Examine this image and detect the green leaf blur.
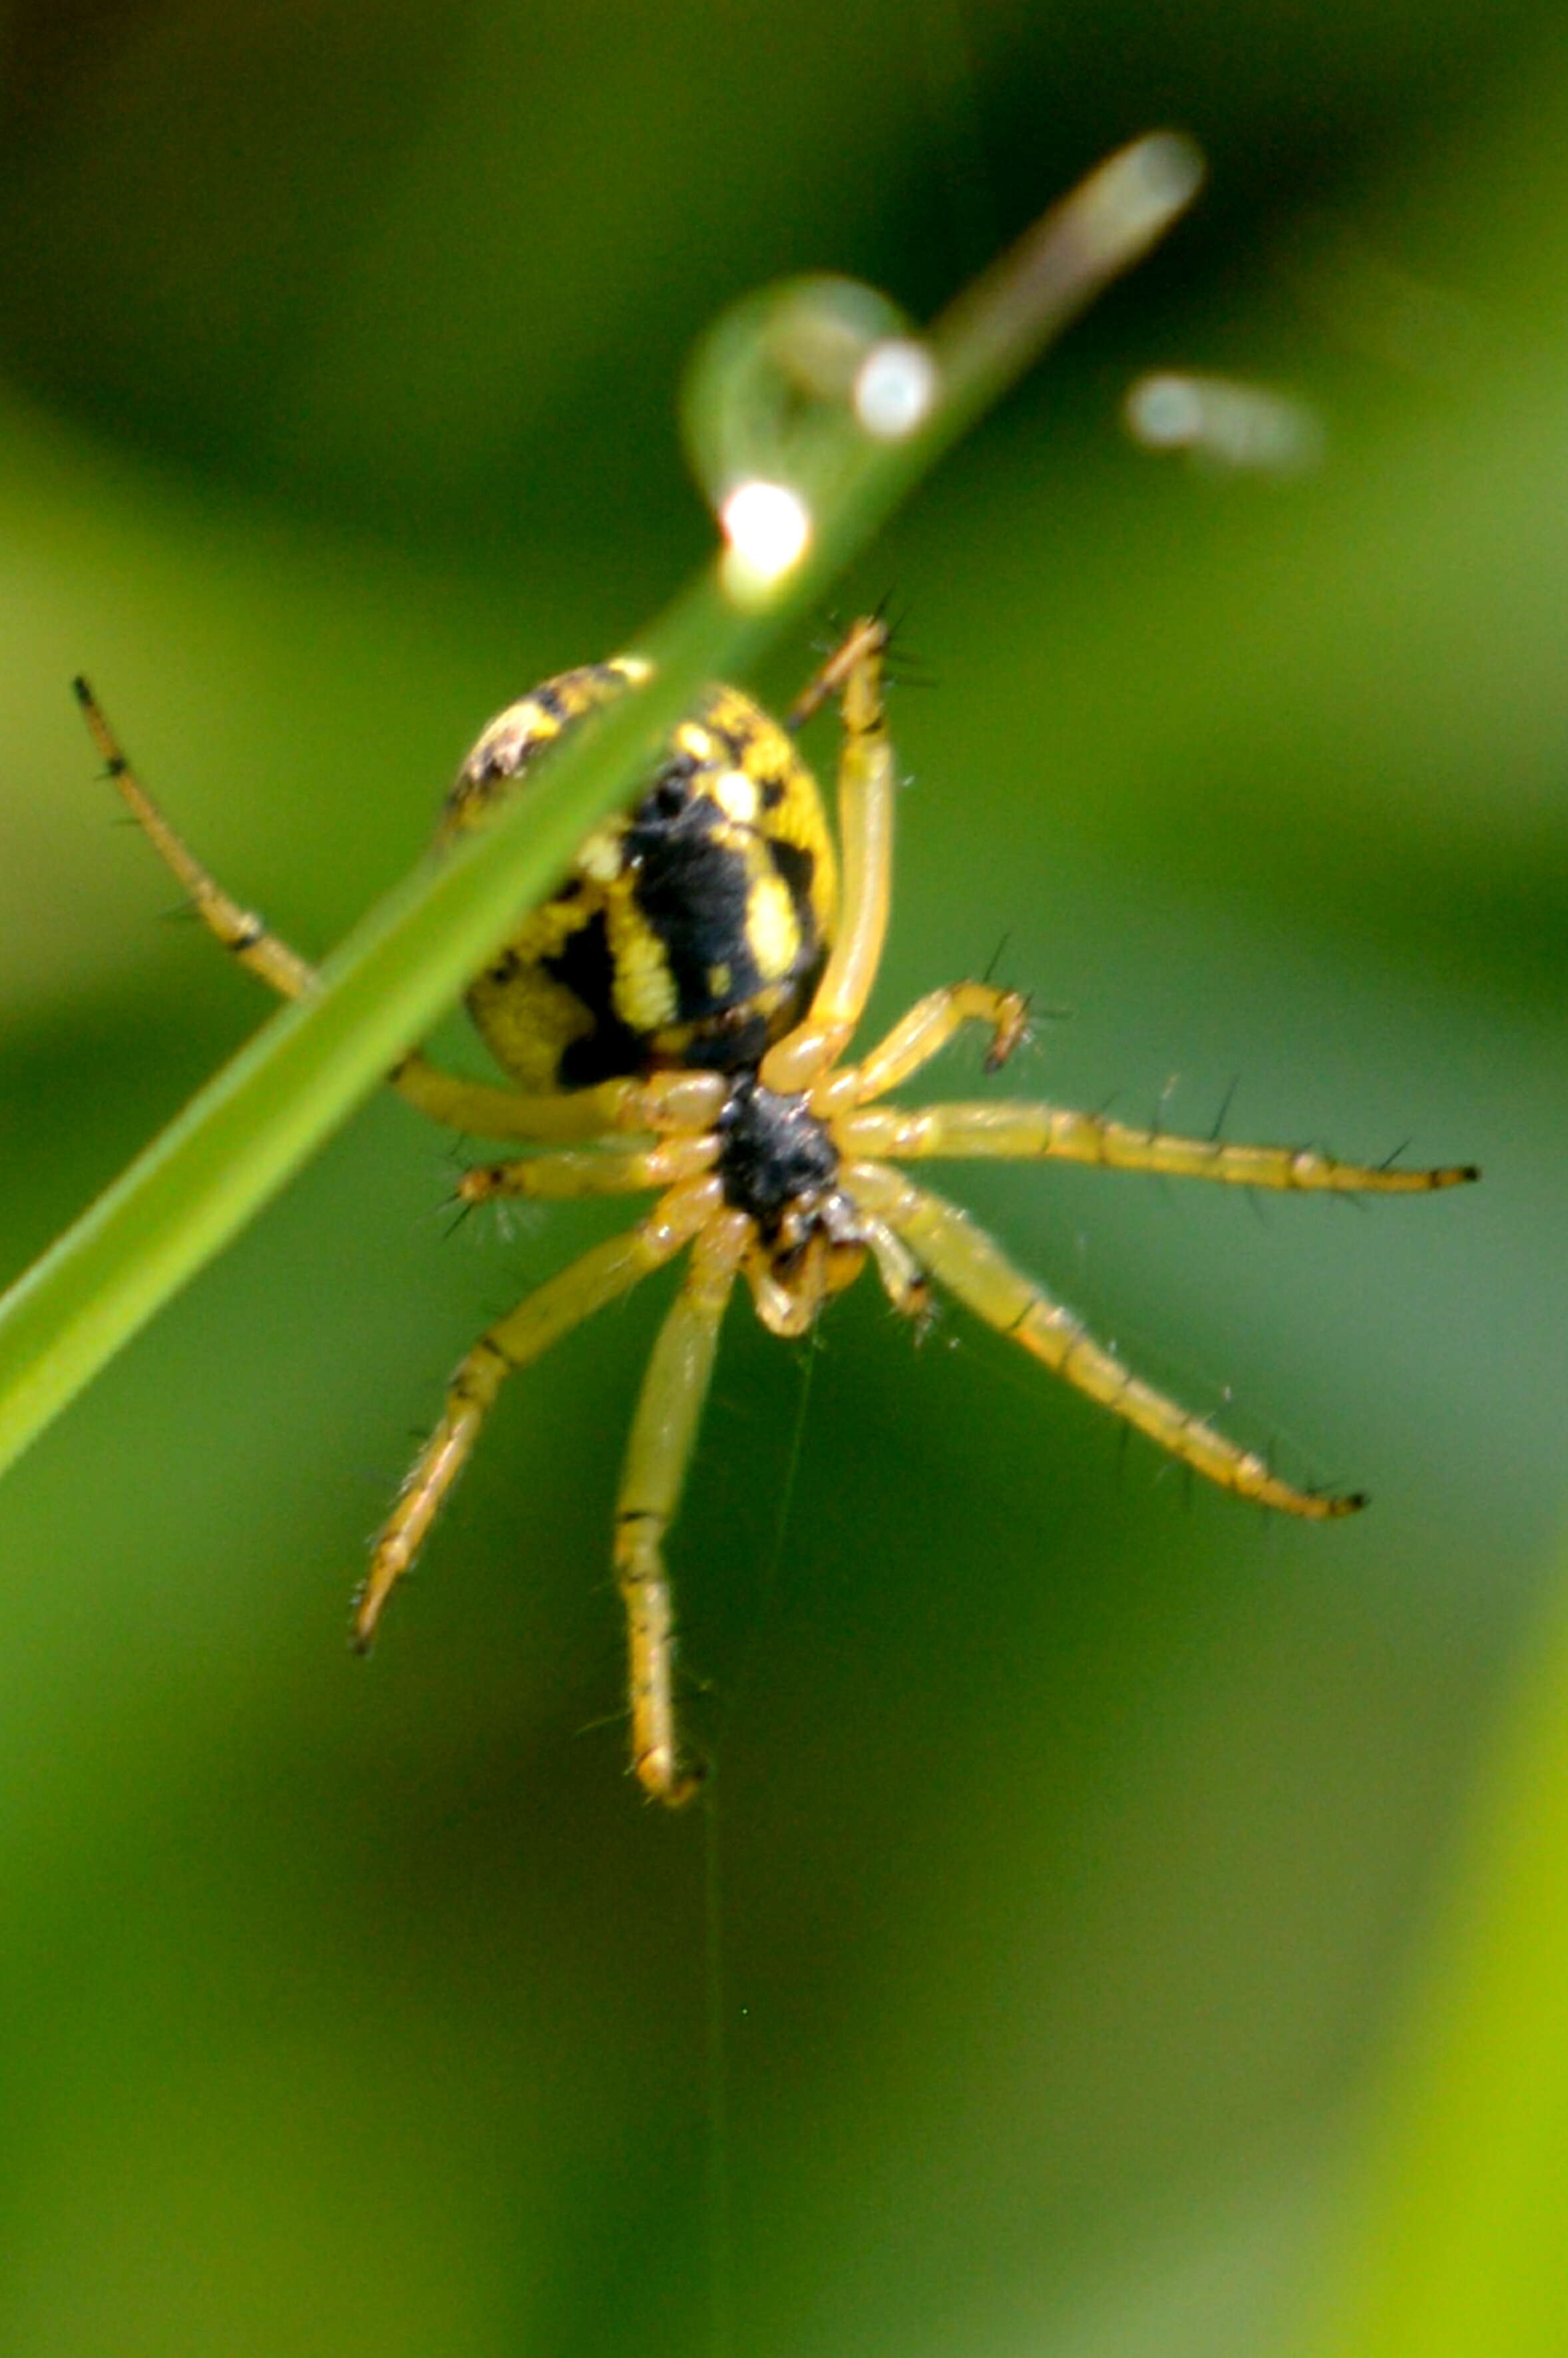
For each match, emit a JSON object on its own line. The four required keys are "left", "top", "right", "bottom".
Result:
{"left": 0, "top": 7, "right": 1561, "bottom": 2357}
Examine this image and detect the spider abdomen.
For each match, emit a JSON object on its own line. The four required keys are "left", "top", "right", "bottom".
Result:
{"left": 444, "top": 666, "right": 839, "bottom": 1093}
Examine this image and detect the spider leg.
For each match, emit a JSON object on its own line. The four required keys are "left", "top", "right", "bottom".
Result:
{"left": 614, "top": 1207, "right": 749, "bottom": 1804}
{"left": 351, "top": 1174, "right": 723, "bottom": 1649}
{"left": 75, "top": 677, "right": 314, "bottom": 1000}
{"left": 861, "top": 1215, "right": 932, "bottom": 1323}
{"left": 839, "top": 1099, "right": 1479, "bottom": 1193}
{"left": 75, "top": 678, "right": 731, "bottom": 1147}
{"left": 846, "top": 1161, "right": 1368, "bottom": 1517}
{"left": 761, "top": 617, "right": 894, "bottom": 1095}
{"left": 837, "top": 982, "right": 1032, "bottom": 1105}
{"left": 455, "top": 1133, "right": 719, "bottom": 1208}
{"left": 392, "top": 1063, "right": 731, "bottom": 1145}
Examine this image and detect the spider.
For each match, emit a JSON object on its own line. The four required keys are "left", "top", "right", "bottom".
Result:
{"left": 75, "top": 619, "right": 1477, "bottom": 1806}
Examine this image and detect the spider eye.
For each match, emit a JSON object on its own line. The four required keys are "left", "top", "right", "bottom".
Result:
{"left": 645, "top": 755, "right": 697, "bottom": 819}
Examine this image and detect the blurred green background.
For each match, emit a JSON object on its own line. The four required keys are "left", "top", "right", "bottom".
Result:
{"left": 1, "top": 4, "right": 1565, "bottom": 2354}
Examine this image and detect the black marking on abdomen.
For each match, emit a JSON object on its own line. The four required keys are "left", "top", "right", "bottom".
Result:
{"left": 627, "top": 796, "right": 763, "bottom": 1022}
{"left": 541, "top": 908, "right": 646, "bottom": 1087}
{"left": 770, "top": 838, "right": 817, "bottom": 959}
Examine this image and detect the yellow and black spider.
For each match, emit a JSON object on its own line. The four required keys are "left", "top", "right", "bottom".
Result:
{"left": 75, "top": 620, "right": 1477, "bottom": 1806}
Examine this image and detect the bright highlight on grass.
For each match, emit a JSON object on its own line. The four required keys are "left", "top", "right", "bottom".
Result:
{"left": 1124, "top": 369, "right": 1325, "bottom": 473}
{"left": 718, "top": 479, "right": 813, "bottom": 598}
{"left": 853, "top": 339, "right": 938, "bottom": 439}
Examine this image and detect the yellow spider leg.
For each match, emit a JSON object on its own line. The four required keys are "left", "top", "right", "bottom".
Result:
{"left": 391, "top": 1063, "right": 730, "bottom": 1145}
{"left": 351, "top": 1174, "right": 723, "bottom": 1649}
{"left": 760, "top": 617, "right": 894, "bottom": 1095}
{"left": 75, "top": 677, "right": 731, "bottom": 1147}
{"left": 860, "top": 1214, "right": 932, "bottom": 1322}
{"left": 839, "top": 1099, "right": 1479, "bottom": 1193}
{"left": 847, "top": 1161, "right": 1367, "bottom": 1518}
{"left": 76, "top": 676, "right": 315, "bottom": 1000}
{"left": 822, "top": 982, "right": 1031, "bottom": 1113}
{"left": 455, "top": 1132, "right": 719, "bottom": 1207}
{"left": 614, "top": 1207, "right": 750, "bottom": 1805}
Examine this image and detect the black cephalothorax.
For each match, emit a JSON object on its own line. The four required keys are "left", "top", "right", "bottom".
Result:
{"left": 716, "top": 1072, "right": 850, "bottom": 1241}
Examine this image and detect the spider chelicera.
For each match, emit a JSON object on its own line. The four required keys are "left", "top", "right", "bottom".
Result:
{"left": 76, "top": 618, "right": 1477, "bottom": 1804}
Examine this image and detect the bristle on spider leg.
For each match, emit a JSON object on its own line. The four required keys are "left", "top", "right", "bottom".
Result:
{"left": 1209, "top": 1074, "right": 1242, "bottom": 1141}
{"left": 980, "top": 932, "right": 1012, "bottom": 986}
{"left": 1334, "top": 1164, "right": 1374, "bottom": 1213}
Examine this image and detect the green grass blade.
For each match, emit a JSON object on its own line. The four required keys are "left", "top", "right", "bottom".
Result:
{"left": 1303, "top": 1555, "right": 1568, "bottom": 2357}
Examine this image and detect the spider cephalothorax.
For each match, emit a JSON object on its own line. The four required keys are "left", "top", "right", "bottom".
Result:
{"left": 713, "top": 1075, "right": 877, "bottom": 1337}
{"left": 78, "top": 618, "right": 1477, "bottom": 1807}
